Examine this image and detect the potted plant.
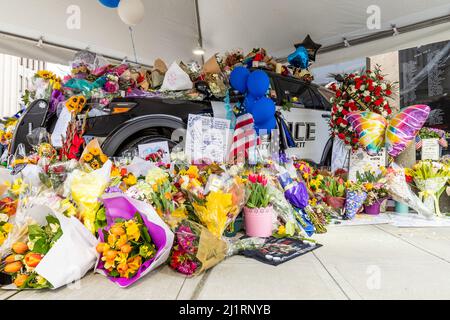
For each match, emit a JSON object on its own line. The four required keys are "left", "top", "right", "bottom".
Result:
{"left": 244, "top": 174, "right": 273, "bottom": 237}
{"left": 357, "top": 170, "right": 388, "bottom": 215}
{"left": 321, "top": 176, "right": 346, "bottom": 209}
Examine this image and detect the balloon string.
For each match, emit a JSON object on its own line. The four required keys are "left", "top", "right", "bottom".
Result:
{"left": 129, "top": 26, "right": 138, "bottom": 64}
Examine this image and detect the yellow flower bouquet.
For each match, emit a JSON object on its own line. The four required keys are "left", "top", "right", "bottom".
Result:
{"left": 80, "top": 139, "right": 109, "bottom": 170}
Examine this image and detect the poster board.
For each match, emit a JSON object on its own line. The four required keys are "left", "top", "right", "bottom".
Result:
{"left": 348, "top": 148, "right": 387, "bottom": 181}
{"left": 185, "top": 114, "right": 231, "bottom": 164}
{"left": 421, "top": 138, "right": 440, "bottom": 160}
{"left": 399, "top": 40, "right": 450, "bottom": 132}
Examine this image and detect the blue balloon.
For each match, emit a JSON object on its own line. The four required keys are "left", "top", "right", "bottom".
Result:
{"left": 255, "top": 117, "right": 277, "bottom": 134}
{"left": 244, "top": 94, "right": 258, "bottom": 113}
{"left": 251, "top": 97, "right": 276, "bottom": 124}
{"left": 99, "top": 0, "right": 120, "bottom": 8}
{"left": 230, "top": 66, "right": 250, "bottom": 93}
{"left": 247, "top": 70, "right": 270, "bottom": 98}
{"left": 288, "top": 46, "right": 309, "bottom": 69}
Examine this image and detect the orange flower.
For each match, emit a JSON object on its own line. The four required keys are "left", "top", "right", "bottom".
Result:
{"left": 100, "top": 154, "right": 108, "bottom": 164}
{"left": 89, "top": 147, "right": 101, "bottom": 156}
{"left": 127, "top": 255, "right": 142, "bottom": 271}
{"left": 24, "top": 253, "right": 43, "bottom": 268}
{"left": 13, "top": 274, "right": 28, "bottom": 288}
{"left": 164, "top": 192, "right": 172, "bottom": 200}
{"left": 4, "top": 261, "right": 22, "bottom": 273}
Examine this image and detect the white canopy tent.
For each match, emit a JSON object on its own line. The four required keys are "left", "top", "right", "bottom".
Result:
{"left": 0, "top": 0, "right": 449, "bottom": 67}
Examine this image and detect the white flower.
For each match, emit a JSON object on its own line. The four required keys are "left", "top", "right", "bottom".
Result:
{"left": 381, "top": 83, "right": 387, "bottom": 90}
{"left": 330, "top": 97, "right": 335, "bottom": 103}
{"left": 364, "top": 90, "right": 370, "bottom": 96}
{"left": 50, "top": 223, "right": 60, "bottom": 234}
{"left": 349, "top": 85, "right": 356, "bottom": 92}
{"left": 359, "top": 85, "right": 366, "bottom": 91}
{"left": 27, "top": 241, "right": 34, "bottom": 251}
{"left": 340, "top": 123, "right": 346, "bottom": 128}
{"left": 0, "top": 214, "right": 8, "bottom": 223}
{"left": 382, "top": 111, "right": 388, "bottom": 118}
{"left": 348, "top": 126, "right": 354, "bottom": 132}
{"left": 338, "top": 107, "right": 343, "bottom": 112}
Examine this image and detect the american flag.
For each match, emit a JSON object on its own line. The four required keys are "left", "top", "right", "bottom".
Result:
{"left": 228, "top": 113, "right": 259, "bottom": 163}
{"left": 415, "top": 136, "right": 422, "bottom": 150}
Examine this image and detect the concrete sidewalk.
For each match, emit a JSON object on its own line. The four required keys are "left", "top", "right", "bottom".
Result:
{"left": 3, "top": 224, "right": 450, "bottom": 300}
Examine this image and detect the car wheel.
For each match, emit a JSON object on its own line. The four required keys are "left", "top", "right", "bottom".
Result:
{"left": 116, "top": 135, "right": 177, "bottom": 158}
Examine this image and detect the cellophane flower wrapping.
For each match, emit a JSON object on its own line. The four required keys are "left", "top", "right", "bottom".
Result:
{"left": 385, "top": 164, "right": 433, "bottom": 218}
{"left": 190, "top": 174, "right": 246, "bottom": 239}
{"left": 2, "top": 196, "right": 98, "bottom": 290}
{"left": 345, "top": 191, "right": 367, "bottom": 219}
{"left": 95, "top": 193, "right": 174, "bottom": 287}
{"left": 69, "top": 160, "right": 112, "bottom": 233}
{"left": 278, "top": 172, "right": 309, "bottom": 209}
{"left": 414, "top": 177, "right": 448, "bottom": 216}
{"left": 169, "top": 220, "right": 264, "bottom": 276}
{"left": 266, "top": 180, "right": 303, "bottom": 236}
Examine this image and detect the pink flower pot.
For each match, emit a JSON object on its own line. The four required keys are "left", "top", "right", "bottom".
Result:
{"left": 244, "top": 206, "right": 274, "bottom": 237}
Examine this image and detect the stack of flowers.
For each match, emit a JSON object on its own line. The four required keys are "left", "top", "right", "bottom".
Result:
{"left": 410, "top": 160, "right": 449, "bottom": 216}
{"left": 328, "top": 65, "right": 395, "bottom": 149}
{"left": 1, "top": 215, "right": 62, "bottom": 289}
{"left": 96, "top": 213, "right": 156, "bottom": 279}
{"left": 356, "top": 170, "right": 389, "bottom": 215}
{"left": 81, "top": 140, "right": 109, "bottom": 170}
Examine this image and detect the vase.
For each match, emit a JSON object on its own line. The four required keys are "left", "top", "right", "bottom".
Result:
{"left": 325, "top": 196, "right": 346, "bottom": 209}
{"left": 244, "top": 206, "right": 274, "bottom": 237}
{"left": 364, "top": 199, "right": 385, "bottom": 215}
{"left": 395, "top": 201, "right": 409, "bottom": 214}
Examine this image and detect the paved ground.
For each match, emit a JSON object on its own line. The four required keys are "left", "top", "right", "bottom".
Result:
{"left": 3, "top": 221, "right": 450, "bottom": 300}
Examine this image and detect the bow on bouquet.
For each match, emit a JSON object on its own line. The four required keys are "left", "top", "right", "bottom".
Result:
{"left": 95, "top": 193, "right": 174, "bottom": 287}
{"left": 409, "top": 160, "right": 450, "bottom": 216}
{"left": 346, "top": 105, "right": 430, "bottom": 157}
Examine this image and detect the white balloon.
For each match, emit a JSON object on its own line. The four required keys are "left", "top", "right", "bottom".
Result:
{"left": 118, "top": 0, "right": 145, "bottom": 26}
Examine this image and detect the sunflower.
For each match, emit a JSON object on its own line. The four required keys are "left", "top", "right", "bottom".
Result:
{"left": 99, "top": 153, "right": 108, "bottom": 164}
{"left": 90, "top": 160, "right": 100, "bottom": 170}
{"left": 83, "top": 153, "right": 93, "bottom": 162}
{"left": 89, "top": 147, "right": 101, "bottom": 156}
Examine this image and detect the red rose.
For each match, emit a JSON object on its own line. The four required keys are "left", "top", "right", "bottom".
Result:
{"left": 335, "top": 90, "right": 342, "bottom": 98}
{"left": 385, "top": 89, "right": 392, "bottom": 96}
{"left": 368, "top": 85, "right": 375, "bottom": 92}
{"left": 355, "top": 82, "right": 361, "bottom": 90}
{"left": 377, "top": 75, "right": 384, "bottom": 80}
{"left": 352, "top": 138, "right": 359, "bottom": 144}
{"left": 342, "top": 119, "right": 348, "bottom": 126}
{"left": 374, "top": 98, "right": 383, "bottom": 106}
{"left": 338, "top": 133, "right": 345, "bottom": 140}
{"left": 350, "top": 103, "right": 358, "bottom": 111}
{"left": 344, "top": 140, "right": 349, "bottom": 145}
{"left": 364, "top": 96, "right": 371, "bottom": 103}
{"left": 342, "top": 109, "right": 349, "bottom": 116}
{"left": 336, "top": 117, "right": 343, "bottom": 125}
{"left": 374, "top": 86, "right": 382, "bottom": 96}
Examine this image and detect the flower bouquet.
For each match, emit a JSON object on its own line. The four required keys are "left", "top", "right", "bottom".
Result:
{"left": 244, "top": 173, "right": 273, "bottom": 237}
{"left": 328, "top": 65, "right": 395, "bottom": 149}
{"left": 80, "top": 139, "right": 109, "bottom": 170}
{"left": 69, "top": 160, "right": 112, "bottom": 233}
{"left": 385, "top": 164, "right": 433, "bottom": 218}
{"left": 1, "top": 201, "right": 97, "bottom": 289}
{"left": 169, "top": 219, "right": 264, "bottom": 276}
{"left": 356, "top": 170, "right": 388, "bottom": 215}
{"left": 411, "top": 160, "right": 449, "bottom": 216}
{"left": 321, "top": 176, "right": 346, "bottom": 209}
{"left": 96, "top": 193, "right": 174, "bottom": 287}
{"left": 344, "top": 181, "right": 367, "bottom": 219}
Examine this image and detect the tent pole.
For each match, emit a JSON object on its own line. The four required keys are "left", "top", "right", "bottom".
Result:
{"left": 276, "top": 14, "right": 450, "bottom": 62}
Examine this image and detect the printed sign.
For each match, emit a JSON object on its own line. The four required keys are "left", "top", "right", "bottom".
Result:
{"left": 421, "top": 138, "right": 440, "bottom": 160}
{"left": 349, "top": 148, "right": 387, "bottom": 181}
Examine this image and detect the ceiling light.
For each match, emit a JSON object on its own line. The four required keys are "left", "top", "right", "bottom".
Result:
{"left": 193, "top": 45, "right": 205, "bottom": 56}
